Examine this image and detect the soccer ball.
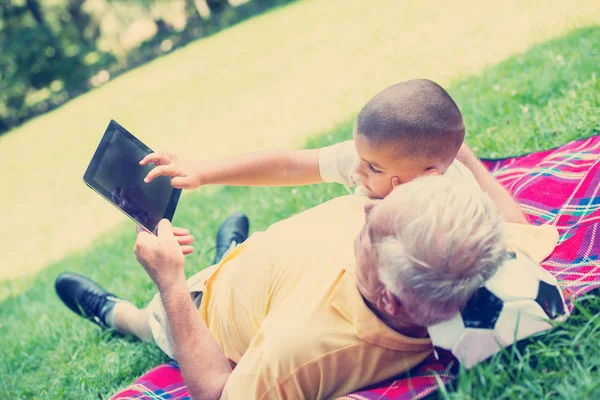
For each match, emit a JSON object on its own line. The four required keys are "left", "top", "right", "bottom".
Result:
{"left": 427, "top": 249, "right": 570, "bottom": 369}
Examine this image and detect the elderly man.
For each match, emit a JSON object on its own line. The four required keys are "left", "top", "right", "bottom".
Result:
{"left": 56, "top": 175, "right": 506, "bottom": 399}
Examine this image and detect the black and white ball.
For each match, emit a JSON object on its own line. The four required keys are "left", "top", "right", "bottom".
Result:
{"left": 427, "top": 250, "right": 570, "bottom": 369}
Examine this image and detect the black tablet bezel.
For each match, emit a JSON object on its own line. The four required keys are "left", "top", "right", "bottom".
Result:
{"left": 83, "top": 119, "right": 181, "bottom": 234}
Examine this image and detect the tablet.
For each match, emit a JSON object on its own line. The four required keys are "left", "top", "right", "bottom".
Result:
{"left": 83, "top": 120, "right": 181, "bottom": 234}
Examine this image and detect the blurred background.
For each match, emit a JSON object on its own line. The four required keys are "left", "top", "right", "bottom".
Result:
{"left": 0, "top": 0, "right": 599, "bottom": 284}
{"left": 0, "top": 0, "right": 291, "bottom": 133}
{"left": 2, "top": 2, "right": 600, "bottom": 397}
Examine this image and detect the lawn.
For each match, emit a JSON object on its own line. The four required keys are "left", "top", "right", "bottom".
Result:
{"left": 1, "top": 0, "right": 600, "bottom": 284}
{"left": 1, "top": 24, "right": 599, "bottom": 399}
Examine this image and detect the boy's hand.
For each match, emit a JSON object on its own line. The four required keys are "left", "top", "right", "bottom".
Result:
{"left": 140, "top": 152, "right": 204, "bottom": 189}
{"left": 134, "top": 220, "right": 190, "bottom": 293}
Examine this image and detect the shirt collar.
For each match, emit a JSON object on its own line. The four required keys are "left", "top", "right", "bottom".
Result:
{"left": 329, "top": 266, "right": 432, "bottom": 352}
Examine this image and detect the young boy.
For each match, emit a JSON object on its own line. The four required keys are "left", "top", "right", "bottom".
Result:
{"left": 141, "top": 79, "right": 527, "bottom": 223}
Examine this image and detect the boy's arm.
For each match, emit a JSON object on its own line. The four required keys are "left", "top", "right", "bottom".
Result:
{"left": 141, "top": 149, "right": 323, "bottom": 189}
{"left": 456, "top": 143, "right": 529, "bottom": 225}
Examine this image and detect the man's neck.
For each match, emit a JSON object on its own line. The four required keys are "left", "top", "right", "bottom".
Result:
{"left": 363, "top": 297, "right": 428, "bottom": 339}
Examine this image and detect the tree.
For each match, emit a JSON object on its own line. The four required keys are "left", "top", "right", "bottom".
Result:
{"left": 0, "top": 0, "right": 97, "bottom": 133}
{"left": 24, "top": 0, "right": 64, "bottom": 60}
{"left": 66, "top": 0, "right": 100, "bottom": 48}
{"left": 205, "top": 0, "right": 229, "bottom": 18}
{"left": 184, "top": 0, "right": 203, "bottom": 27}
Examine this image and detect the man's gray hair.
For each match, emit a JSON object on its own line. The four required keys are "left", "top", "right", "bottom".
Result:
{"left": 377, "top": 175, "right": 506, "bottom": 326}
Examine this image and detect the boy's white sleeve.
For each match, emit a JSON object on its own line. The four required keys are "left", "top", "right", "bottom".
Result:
{"left": 444, "top": 159, "right": 480, "bottom": 189}
{"left": 318, "top": 140, "right": 359, "bottom": 187}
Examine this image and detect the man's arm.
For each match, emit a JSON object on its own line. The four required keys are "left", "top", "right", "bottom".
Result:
{"left": 141, "top": 148, "right": 323, "bottom": 190}
{"left": 456, "top": 143, "right": 529, "bottom": 225}
{"left": 160, "top": 282, "right": 231, "bottom": 400}
{"left": 134, "top": 220, "right": 232, "bottom": 400}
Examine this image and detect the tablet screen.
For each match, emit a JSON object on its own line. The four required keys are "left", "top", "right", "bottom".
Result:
{"left": 84, "top": 120, "right": 181, "bottom": 233}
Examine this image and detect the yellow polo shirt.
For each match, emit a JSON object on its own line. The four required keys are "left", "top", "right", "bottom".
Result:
{"left": 199, "top": 195, "right": 433, "bottom": 400}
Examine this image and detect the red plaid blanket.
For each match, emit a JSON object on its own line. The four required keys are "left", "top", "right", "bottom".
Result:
{"left": 113, "top": 135, "right": 600, "bottom": 400}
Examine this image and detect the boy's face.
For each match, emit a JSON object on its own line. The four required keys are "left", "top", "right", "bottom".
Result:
{"left": 353, "top": 131, "right": 448, "bottom": 199}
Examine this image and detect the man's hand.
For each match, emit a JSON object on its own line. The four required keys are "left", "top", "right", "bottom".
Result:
{"left": 140, "top": 220, "right": 232, "bottom": 400}
{"left": 134, "top": 219, "right": 194, "bottom": 292}
{"left": 140, "top": 152, "right": 205, "bottom": 190}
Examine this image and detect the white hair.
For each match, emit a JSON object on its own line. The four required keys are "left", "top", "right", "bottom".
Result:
{"left": 377, "top": 175, "right": 506, "bottom": 326}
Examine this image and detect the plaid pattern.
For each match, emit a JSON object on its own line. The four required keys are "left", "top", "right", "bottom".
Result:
{"left": 113, "top": 362, "right": 190, "bottom": 400}
{"left": 112, "top": 135, "right": 600, "bottom": 400}
{"left": 481, "top": 135, "right": 600, "bottom": 300}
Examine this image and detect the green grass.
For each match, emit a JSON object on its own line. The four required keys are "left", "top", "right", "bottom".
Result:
{"left": 1, "top": 25, "right": 600, "bottom": 399}
{"left": 2, "top": 0, "right": 600, "bottom": 282}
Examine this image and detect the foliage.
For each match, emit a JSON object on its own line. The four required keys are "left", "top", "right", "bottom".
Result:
{"left": 0, "top": 0, "right": 111, "bottom": 131}
{"left": 0, "top": 0, "right": 299, "bottom": 134}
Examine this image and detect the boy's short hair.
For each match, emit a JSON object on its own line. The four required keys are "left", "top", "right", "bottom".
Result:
{"left": 356, "top": 79, "right": 464, "bottom": 161}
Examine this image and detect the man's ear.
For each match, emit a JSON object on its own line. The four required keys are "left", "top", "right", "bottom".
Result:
{"left": 376, "top": 290, "right": 402, "bottom": 316}
{"left": 364, "top": 200, "right": 378, "bottom": 217}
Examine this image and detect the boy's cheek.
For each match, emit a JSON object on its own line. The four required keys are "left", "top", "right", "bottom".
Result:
{"left": 383, "top": 178, "right": 397, "bottom": 197}
{"left": 372, "top": 186, "right": 391, "bottom": 200}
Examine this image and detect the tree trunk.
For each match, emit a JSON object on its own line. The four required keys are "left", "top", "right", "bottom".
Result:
{"left": 205, "top": 0, "right": 229, "bottom": 18}
{"left": 184, "top": 0, "right": 203, "bottom": 25}
{"left": 25, "top": 0, "right": 64, "bottom": 60}
{"left": 67, "top": 0, "right": 100, "bottom": 48}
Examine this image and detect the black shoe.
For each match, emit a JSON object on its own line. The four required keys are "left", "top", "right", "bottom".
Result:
{"left": 55, "top": 272, "right": 121, "bottom": 329}
{"left": 214, "top": 212, "right": 249, "bottom": 264}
